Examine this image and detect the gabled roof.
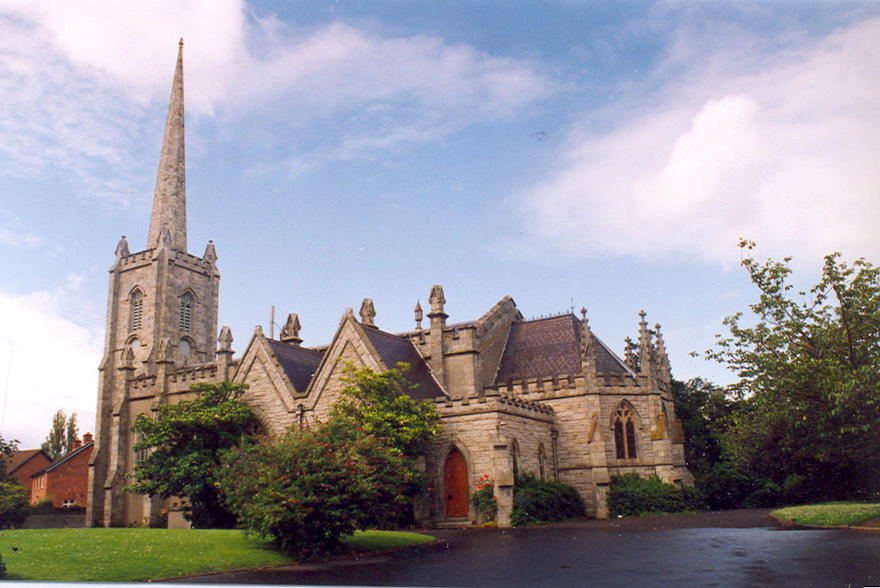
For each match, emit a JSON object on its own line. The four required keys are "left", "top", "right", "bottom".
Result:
{"left": 361, "top": 327, "right": 444, "bottom": 400}
{"left": 265, "top": 339, "right": 324, "bottom": 393}
{"left": 493, "top": 314, "right": 630, "bottom": 384}
{"left": 5, "top": 449, "right": 50, "bottom": 475}
{"left": 31, "top": 442, "right": 94, "bottom": 477}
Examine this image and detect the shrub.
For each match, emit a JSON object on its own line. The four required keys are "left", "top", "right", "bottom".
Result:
{"left": 219, "top": 418, "right": 414, "bottom": 559}
{"left": 0, "top": 481, "right": 30, "bottom": 529}
{"left": 511, "top": 474, "right": 585, "bottom": 526}
{"left": 607, "top": 473, "right": 689, "bottom": 517}
{"left": 470, "top": 475, "right": 497, "bottom": 522}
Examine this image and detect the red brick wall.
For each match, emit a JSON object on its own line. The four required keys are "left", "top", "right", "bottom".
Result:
{"left": 9, "top": 454, "right": 51, "bottom": 501}
{"left": 41, "top": 444, "right": 94, "bottom": 508}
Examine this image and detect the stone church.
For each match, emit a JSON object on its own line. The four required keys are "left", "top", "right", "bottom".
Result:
{"left": 86, "top": 41, "right": 692, "bottom": 528}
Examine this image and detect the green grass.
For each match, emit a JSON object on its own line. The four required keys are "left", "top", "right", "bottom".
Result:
{"left": 0, "top": 528, "right": 435, "bottom": 582}
{"left": 772, "top": 502, "right": 880, "bottom": 527}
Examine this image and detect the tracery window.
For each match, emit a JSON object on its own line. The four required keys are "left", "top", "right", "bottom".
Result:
{"left": 614, "top": 403, "right": 638, "bottom": 460}
{"left": 179, "top": 291, "right": 193, "bottom": 332}
{"left": 129, "top": 288, "right": 143, "bottom": 332}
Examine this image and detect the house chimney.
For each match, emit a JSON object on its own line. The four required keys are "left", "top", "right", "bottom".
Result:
{"left": 83, "top": 432, "right": 93, "bottom": 444}
{"left": 73, "top": 438, "right": 82, "bottom": 449}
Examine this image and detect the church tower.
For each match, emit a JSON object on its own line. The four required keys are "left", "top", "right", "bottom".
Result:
{"left": 87, "top": 40, "right": 221, "bottom": 527}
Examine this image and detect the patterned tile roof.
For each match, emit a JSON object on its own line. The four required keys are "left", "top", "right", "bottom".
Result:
{"left": 493, "top": 314, "right": 630, "bottom": 384}
{"left": 362, "top": 327, "right": 446, "bottom": 400}
{"left": 265, "top": 339, "right": 325, "bottom": 393}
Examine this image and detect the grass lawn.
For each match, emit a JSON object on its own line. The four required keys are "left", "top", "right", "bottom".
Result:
{"left": 0, "top": 528, "right": 435, "bottom": 582}
{"left": 772, "top": 502, "right": 880, "bottom": 527}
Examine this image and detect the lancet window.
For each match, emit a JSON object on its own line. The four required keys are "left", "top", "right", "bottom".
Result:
{"left": 129, "top": 288, "right": 143, "bottom": 332}
{"left": 179, "top": 291, "right": 193, "bottom": 333}
{"left": 614, "top": 402, "right": 638, "bottom": 460}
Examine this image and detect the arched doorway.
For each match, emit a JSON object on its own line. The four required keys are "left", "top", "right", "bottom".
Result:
{"left": 443, "top": 447, "right": 469, "bottom": 518}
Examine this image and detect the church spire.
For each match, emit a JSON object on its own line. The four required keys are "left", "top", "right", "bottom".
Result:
{"left": 147, "top": 38, "right": 187, "bottom": 252}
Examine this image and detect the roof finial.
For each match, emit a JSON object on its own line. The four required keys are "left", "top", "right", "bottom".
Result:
{"left": 147, "top": 39, "right": 187, "bottom": 252}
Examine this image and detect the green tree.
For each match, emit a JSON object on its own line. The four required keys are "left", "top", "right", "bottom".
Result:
{"left": 0, "top": 481, "right": 29, "bottom": 529}
{"left": 220, "top": 365, "right": 442, "bottom": 557}
{"left": 220, "top": 419, "right": 414, "bottom": 558}
{"left": 126, "top": 381, "right": 257, "bottom": 528}
{"left": 671, "top": 378, "right": 735, "bottom": 477}
{"left": 706, "top": 241, "right": 880, "bottom": 501}
{"left": 41, "top": 410, "right": 78, "bottom": 461}
{"left": 0, "top": 436, "right": 19, "bottom": 483}
{"left": 331, "top": 363, "right": 442, "bottom": 459}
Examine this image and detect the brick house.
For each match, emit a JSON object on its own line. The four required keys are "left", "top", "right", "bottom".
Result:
{"left": 32, "top": 434, "right": 94, "bottom": 508}
{"left": 3, "top": 449, "right": 51, "bottom": 501}
{"left": 88, "top": 41, "right": 692, "bottom": 528}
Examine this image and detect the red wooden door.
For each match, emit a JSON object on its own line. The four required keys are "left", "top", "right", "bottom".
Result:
{"left": 444, "top": 448, "right": 469, "bottom": 517}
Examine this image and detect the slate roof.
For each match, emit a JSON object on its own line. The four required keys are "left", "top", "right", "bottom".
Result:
{"left": 362, "top": 327, "right": 446, "bottom": 400}
{"left": 265, "top": 339, "right": 325, "bottom": 393}
{"left": 493, "top": 314, "right": 631, "bottom": 385}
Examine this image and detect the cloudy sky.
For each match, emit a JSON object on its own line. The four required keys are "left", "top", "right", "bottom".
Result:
{"left": 1, "top": 1, "right": 878, "bottom": 448}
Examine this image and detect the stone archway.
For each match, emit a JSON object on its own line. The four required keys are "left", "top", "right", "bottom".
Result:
{"left": 443, "top": 447, "right": 469, "bottom": 518}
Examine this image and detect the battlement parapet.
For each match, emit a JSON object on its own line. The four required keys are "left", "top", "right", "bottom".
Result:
{"left": 437, "top": 389, "right": 554, "bottom": 420}
{"left": 169, "top": 363, "right": 219, "bottom": 384}
{"left": 125, "top": 362, "right": 221, "bottom": 398}
{"left": 118, "top": 249, "right": 154, "bottom": 269}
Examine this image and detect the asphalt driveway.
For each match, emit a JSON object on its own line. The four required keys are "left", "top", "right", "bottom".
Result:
{"left": 170, "top": 509, "right": 880, "bottom": 587}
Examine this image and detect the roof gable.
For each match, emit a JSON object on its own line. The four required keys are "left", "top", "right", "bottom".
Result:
{"left": 265, "top": 339, "right": 324, "bottom": 393}
{"left": 33, "top": 442, "right": 93, "bottom": 476}
{"left": 5, "top": 449, "right": 51, "bottom": 474}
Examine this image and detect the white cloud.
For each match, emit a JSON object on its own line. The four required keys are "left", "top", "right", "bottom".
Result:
{"left": 0, "top": 1, "right": 550, "bottom": 195}
{"left": 519, "top": 15, "right": 880, "bottom": 267}
{"left": 0, "top": 288, "right": 102, "bottom": 448}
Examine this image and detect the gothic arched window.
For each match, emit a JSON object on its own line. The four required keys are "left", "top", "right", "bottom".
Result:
{"left": 614, "top": 403, "right": 638, "bottom": 460}
{"left": 129, "top": 288, "right": 143, "bottom": 332}
{"left": 179, "top": 291, "right": 193, "bottom": 333}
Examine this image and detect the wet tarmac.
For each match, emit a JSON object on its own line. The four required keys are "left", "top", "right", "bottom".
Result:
{"left": 169, "top": 510, "right": 880, "bottom": 587}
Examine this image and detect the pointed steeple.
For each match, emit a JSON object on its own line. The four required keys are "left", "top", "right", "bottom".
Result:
{"left": 147, "top": 38, "right": 187, "bottom": 252}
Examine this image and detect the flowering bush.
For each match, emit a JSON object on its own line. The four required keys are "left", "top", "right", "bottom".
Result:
{"left": 218, "top": 418, "right": 414, "bottom": 559}
{"left": 470, "top": 475, "right": 497, "bottom": 522}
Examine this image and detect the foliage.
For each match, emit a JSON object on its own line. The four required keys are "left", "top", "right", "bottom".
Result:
{"left": 126, "top": 381, "right": 257, "bottom": 528}
{"left": 510, "top": 473, "right": 585, "bottom": 526}
{"left": 706, "top": 242, "right": 880, "bottom": 501}
{"left": 41, "top": 410, "right": 78, "bottom": 461}
{"left": 331, "top": 363, "right": 443, "bottom": 521}
{"left": 470, "top": 475, "right": 497, "bottom": 522}
{"left": 0, "top": 552, "right": 5, "bottom": 579}
{"left": 0, "top": 527, "right": 433, "bottom": 582}
{"left": 671, "top": 378, "right": 736, "bottom": 477}
{"left": 0, "top": 436, "right": 19, "bottom": 482}
{"left": 331, "top": 363, "right": 442, "bottom": 459}
{"left": 219, "top": 418, "right": 416, "bottom": 559}
{"left": 0, "top": 481, "right": 30, "bottom": 529}
{"left": 607, "top": 474, "right": 694, "bottom": 517}
{"left": 772, "top": 502, "right": 880, "bottom": 527}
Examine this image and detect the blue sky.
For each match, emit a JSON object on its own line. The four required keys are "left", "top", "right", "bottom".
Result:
{"left": 1, "top": 1, "right": 878, "bottom": 448}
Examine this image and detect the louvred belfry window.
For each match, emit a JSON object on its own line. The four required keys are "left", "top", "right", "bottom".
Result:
{"left": 179, "top": 291, "right": 193, "bottom": 332}
{"left": 614, "top": 403, "right": 638, "bottom": 460}
{"left": 129, "top": 289, "right": 143, "bottom": 332}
